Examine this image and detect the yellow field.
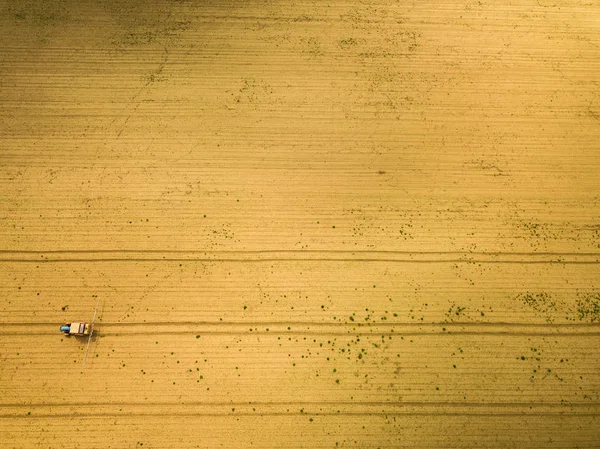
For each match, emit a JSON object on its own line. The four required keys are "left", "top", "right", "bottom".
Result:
{"left": 1, "top": 0, "right": 599, "bottom": 447}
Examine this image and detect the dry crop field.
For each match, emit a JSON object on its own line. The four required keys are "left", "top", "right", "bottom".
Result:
{"left": 1, "top": 0, "right": 599, "bottom": 447}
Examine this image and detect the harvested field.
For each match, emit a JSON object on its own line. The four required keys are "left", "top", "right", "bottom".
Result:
{"left": 1, "top": 0, "right": 599, "bottom": 447}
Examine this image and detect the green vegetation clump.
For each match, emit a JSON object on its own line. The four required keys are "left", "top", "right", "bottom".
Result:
{"left": 446, "top": 304, "right": 466, "bottom": 320}
{"left": 517, "top": 292, "right": 556, "bottom": 314}
{"left": 575, "top": 292, "right": 600, "bottom": 322}
{"left": 339, "top": 38, "right": 358, "bottom": 48}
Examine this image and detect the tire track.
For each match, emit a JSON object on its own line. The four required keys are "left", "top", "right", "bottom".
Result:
{"left": 0, "top": 249, "right": 598, "bottom": 264}
{"left": 2, "top": 322, "right": 599, "bottom": 336}
{"left": 2, "top": 401, "right": 598, "bottom": 418}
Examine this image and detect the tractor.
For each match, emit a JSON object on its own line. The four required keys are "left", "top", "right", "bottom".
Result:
{"left": 60, "top": 322, "right": 91, "bottom": 336}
